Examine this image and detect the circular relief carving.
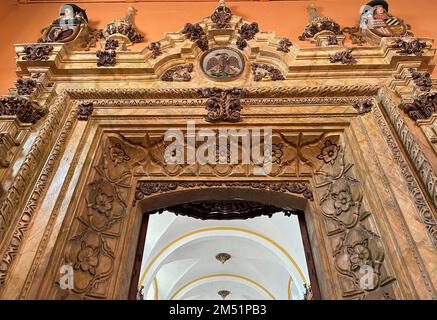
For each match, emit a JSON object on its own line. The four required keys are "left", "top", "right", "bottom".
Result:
{"left": 200, "top": 47, "right": 245, "bottom": 81}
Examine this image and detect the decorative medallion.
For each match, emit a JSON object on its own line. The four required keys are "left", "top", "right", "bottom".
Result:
{"left": 215, "top": 253, "right": 231, "bottom": 264}
{"left": 200, "top": 47, "right": 244, "bottom": 81}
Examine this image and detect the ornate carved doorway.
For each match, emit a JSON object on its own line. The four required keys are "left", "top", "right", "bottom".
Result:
{"left": 128, "top": 200, "right": 321, "bottom": 300}
{"left": 0, "top": 1, "right": 436, "bottom": 301}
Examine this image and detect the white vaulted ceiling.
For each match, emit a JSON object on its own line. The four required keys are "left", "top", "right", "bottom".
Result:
{"left": 138, "top": 210, "right": 311, "bottom": 300}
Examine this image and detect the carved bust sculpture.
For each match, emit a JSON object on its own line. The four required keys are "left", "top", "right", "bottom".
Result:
{"left": 359, "top": 0, "right": 408, "bottom": 40}
{"left": 45, "top": 4, "right": 88, "bottom": 42}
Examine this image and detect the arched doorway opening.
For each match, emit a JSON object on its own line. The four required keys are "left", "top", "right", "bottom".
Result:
{"left": 128, "top": 193, "right": 321, "bottom": 300}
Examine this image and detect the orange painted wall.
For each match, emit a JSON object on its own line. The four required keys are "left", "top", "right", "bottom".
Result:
{"left": 0, "top": 0, "right": 436, "bottom": 94}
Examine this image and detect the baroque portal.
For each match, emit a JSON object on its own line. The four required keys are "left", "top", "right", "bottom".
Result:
{"left": 0, "top": 0, "right": 436, "bottom": 301}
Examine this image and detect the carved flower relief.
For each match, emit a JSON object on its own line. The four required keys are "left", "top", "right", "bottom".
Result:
{"left": 74, "top": 242, "right": 100, "bottom": 275}
{"left": 333, "top": 190, "right": 353, "bottom": 215}
{"left": 317, "top": 140, "right": 340, "bottom": 165}
{"left": 347, "top": 239, "right": 371, "bottom": 271}
{"left": 91, "top": 190, "right": 114, "bottom": 218}
{"left": 109, "top": 143, "right": 131, "bottom": 166}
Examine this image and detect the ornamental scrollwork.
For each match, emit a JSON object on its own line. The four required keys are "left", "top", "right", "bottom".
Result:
{"left": 389, "top": 38, "right": 428, "bottom": 56}
{"left": 409, "top": 68, "right": 433, "bottom": 92}
{"left": 198, "top": 88, "right": 245, "bottom": 123}
{"left": 402, "top": 92, "right": 437, "bottom": 121}
{"left": 330, "top": 49, "right": 357, "bottom": 65}
{"left": 252, "top": 63, "right": 285, "bottom": 82}
{"left": 161, "top": 64, "right": 194, "bottom": 82}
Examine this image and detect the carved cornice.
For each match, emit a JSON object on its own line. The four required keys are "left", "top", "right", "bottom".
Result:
{"left": 135, "top": 181, "right": 314, "bottom": 205}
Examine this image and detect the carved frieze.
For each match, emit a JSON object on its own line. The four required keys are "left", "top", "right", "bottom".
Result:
{"left": 21, "top": 44, "right": 54, "bottom": 61}
{"left": 198, "top": 88, "right": 245, "bottom": 122}
{"left": 330, "top": 49, "right": 357, "bottom": 65}
{"left": 161, "top": 64, "right": 194, "bottom": 82}
{"left": 96, "top": 50, "right": 116, "bottom": 67}
{"left": 135, "top": 181, "right": 314, "bottom": 204}
{"left": 0, "top": 96, "right": 46, "bottom": 124}
{"left": 182, "top": 23, "right": 209, "bottom": 51}
{"left": 252, "top": 63, "right": 284, "bottom": 81}
{"left": 236, "top": 22, "right": 259, "bottom": 50}
{"left": 402, "top": 92, "right": 437, "bottom": 121}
